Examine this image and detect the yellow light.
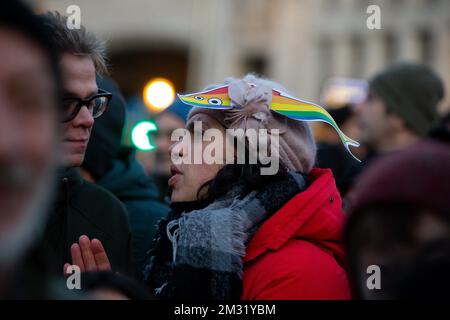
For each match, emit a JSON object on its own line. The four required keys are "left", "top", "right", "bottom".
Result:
{"left": 143, "top": 78, "right": 175, "bottom": 112}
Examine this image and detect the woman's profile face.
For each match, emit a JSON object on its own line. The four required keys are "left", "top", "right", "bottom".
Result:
{"left": 168, "top": 113, "right": 227, "bottom": 202}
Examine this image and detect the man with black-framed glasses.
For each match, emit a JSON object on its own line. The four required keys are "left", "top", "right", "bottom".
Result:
{"left": 62, "top": 88, "right": 112, "bottom": 123}
{"left": 60, "top": 88, "right": 112, "bottom": 166}
{"left": 36, "top": 12, "right": 135, "bottom": 281}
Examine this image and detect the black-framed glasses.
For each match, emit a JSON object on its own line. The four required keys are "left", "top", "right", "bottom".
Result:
{"left": 62, "top": 88, "right": 112, "bottom": 122}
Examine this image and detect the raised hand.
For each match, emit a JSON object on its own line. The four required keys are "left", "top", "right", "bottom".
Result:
{"left": 64, "top": 235, "right": 111, "bottom": 275}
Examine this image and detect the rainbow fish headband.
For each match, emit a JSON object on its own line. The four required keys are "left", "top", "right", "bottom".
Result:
{"left": 177, "top": 85, "right": 360, "bottom": 161}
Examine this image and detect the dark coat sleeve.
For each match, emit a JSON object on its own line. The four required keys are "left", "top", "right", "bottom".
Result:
{"left": 68, "top": 181, "right": 138, "bottom": 278}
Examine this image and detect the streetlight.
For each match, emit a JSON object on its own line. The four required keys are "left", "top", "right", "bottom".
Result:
{"left": 142, "top": 77, "right": 175, "bottom": 112}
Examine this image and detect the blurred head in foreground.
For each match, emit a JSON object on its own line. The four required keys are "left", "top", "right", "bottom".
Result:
{"left": 344, "top": 140, "right": 450, "bottom": 299}
{"left": 0, "top": 0, "right": 60, "bottom": 272}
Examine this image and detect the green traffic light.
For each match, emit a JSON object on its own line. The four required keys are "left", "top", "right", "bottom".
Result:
{"left": 131, "top": 120, "right": 157, "bottom": 151}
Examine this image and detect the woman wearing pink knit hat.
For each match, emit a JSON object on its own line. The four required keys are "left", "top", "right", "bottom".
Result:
{"left": 144, "top": 74, "right": 352, "bottom": 300}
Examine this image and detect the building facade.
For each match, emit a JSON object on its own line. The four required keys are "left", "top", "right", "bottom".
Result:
{"left": 39, "top": 0, "right": 450, "bottom": 112}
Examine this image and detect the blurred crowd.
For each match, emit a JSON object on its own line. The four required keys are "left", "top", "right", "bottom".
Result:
{"left": 0, "top": 0, "right": 449, "bottom": 300}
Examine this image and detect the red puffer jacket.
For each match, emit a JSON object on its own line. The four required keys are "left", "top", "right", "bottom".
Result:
{"left": 242, "top": 168, "right": 351, "bottom": 300}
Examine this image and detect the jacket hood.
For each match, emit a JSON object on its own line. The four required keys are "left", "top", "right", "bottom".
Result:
{"left": 244, "top": 168, "right": 346, "bottom": 267}
{"left": 97, "top": 147, "right": 160, "bottom": 201}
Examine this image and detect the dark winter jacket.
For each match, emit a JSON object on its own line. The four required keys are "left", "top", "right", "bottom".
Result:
{"left": 95, "top": 147, "right": 169, "bottom": 275}
{"left": 39, "top": 167, "right": 135, "bottom": 277}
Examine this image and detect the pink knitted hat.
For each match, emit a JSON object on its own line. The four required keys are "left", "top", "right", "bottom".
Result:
{"left": 187, "top": 75, "right": 317, "bottom": 173}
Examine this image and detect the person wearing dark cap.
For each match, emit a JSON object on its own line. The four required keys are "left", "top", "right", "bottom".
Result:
{"left": 344, "top": 140, "right": 450, "bottom": 299}
{"left": 357, "top": 62, "right": 444, "bottom": 158}
{"left": 81, "top": 76, "right": 169, "bottom": 278}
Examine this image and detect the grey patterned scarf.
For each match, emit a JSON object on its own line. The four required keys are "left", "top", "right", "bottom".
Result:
{"left": 145, "top": 171, "right": 307, "bottom": 300}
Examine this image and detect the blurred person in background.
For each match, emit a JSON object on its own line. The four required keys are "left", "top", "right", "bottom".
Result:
{"left": 315, "top": 78, "right": 366, "bottom": 197}
{"left": 81, "top": 76, "right": 169, "bottom": 278}
{"left": 344, "top": 140, "right": 450, "bottom": 299}
{"left": 142, "top": 75, "right": 351, "bottom": 300}
{"left": 37, "top": 12, "right": 134, "bottom": 278}
{"left": 137, "top": 99, "right": 191, "bottom": 201}
{"left": 0, "top": 0, "right": 62, "bottom": 298}
{"left": 356, "top": 62, "right": 444, "bottom": 163}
